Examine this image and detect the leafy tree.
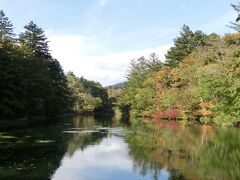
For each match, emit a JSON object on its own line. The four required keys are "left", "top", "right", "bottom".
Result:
{"left": 19, "top": 21, "right": 50, "bottom": 58}
{"left": 0, "top": 10, "right": 14, "bottom": 42}
{"left": 121, "top": 31, "right": 240, "bottom": 125}
{"left": 165, "top": 25, "right": 206, "bottom": 67}
{"left": 66, "top": 72, "right": 109, "bottom": 113}
{"left": 122, "top": 55, "right": 164, "bottom": 116}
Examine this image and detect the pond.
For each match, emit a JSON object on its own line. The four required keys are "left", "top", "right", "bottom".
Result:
{"left": 0, "top": 115, "right": 239, "bottom": 180}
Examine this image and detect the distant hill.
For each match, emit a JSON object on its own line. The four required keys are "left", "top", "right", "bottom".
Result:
{"left": 106, "top": 82, "right": 126, "bottom": 89}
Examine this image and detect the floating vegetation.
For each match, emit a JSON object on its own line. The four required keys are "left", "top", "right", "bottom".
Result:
{"left": 62, "top": 130, "right": 79, "bottom": 133}
{"left": 35, "top": 140, "right": 55, "bottom": 143}
{"left": 62, "top": 127, "right": 129, "bottom": 137}
{"left": 0, "top": 134, "right": 16, "bottom": 139}
{"left": 97, "top": 127, "right": 109, "bottom": 130}
{"left": 16, "top": 167, "right": 24, "bottom": 171}
{"left": 70, "top": 128, "right": 87, "bottom": 130}
{"left": 62, "top": 130, "right": 99, "bottom": 134}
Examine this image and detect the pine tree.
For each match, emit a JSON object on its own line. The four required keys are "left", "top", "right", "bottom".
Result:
{"left": 147, "top": 53, "right": 163, "bottom": 72}
{"left": 229, "top": 3, "right": 240, "bottom": 32}
{"left": 0, "top": 10, "right": 14, "bottom": 42}
{"left": 165, "top": 25, "right": 206, "bottom": 67}
{"left": 19, "top": 21, "right": 50, "bottom": 57}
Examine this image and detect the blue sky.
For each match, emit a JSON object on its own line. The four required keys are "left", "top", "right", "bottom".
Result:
{"left": 0, "top": 0, "right": 238, "bottom": 85}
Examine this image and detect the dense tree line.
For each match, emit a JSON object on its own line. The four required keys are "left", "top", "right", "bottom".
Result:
{"left": 0, "top": 10, "right": 71, "bottom": 120}
{"left": 120, "top": 4, "right": 240, "bottom": 126}
{"left": 66, "top": 72, "right": 110, "bottom": 113}
{"left": 0, "top": 10, "right": 109, "bottom": 120}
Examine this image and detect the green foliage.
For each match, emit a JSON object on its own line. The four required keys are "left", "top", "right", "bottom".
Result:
{"left": 164, "top": 33, "right": 240, "bottom": 124}
{"left": 196, "top": 43, "right": 240, "bottom": 123}
{"left": 121, "top": 54, "right": 163, "bottom": 116}
{"left": 165, "top": 25, "right": 206, "bottom": 67}
{"left": 121, "top": 30, "right": 240, "bottom": 126}
{"left": 107, "top": 87, "right": 123, "bottom": 106}
{"left": 0, "top": 10, "right": 14, "bottom": 42}
{"left": 0, "top": 11, "right": 71, "bottom": 120}
{"left": 19, "top": 21, "right": 50, "bottom": 58}
{"left": 0, "top": 10, "right": 111, "bottom": 119}
{"left": 66, "top": 72, "right": 109, "bottom": 113}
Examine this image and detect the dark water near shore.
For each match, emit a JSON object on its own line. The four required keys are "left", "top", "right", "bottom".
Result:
{"left": 0, "top": 115, "right": 239, "bottom": 180}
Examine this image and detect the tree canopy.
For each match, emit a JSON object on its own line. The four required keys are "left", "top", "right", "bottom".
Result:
{"left": 0, "top": 10, "right": 14, "bottom": 42}
{"left": 120, "top": 27, "right": 240, "bottom": 126}
{"left": 66, "top": 72, "right": 110, "bottom": 113}
{"left": 0, "top": 10, "right": 110, "bottom": 120}
{"left": 19, "top": 21, "right": 50, "bottom": 58}
{"left": 165, "top": 25, "right": 206, "bottom": 67}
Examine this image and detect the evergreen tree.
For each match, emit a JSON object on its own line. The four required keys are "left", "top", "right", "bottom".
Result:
{"left": 229, "top": 3, "right": 240, "bottom": 32}
{"left": 19, "top": 21, "right": 50, "bottom": 57}
{"left": 0, "top": 10, "right": 14, "bottom": 42}
{"left": 43, "top": 59, "right": 71, "bottom": 115}
{"left": 165, "top": 25, "right": 206, "bottom": 67}
{"left": 147, "top": 53, "right": 163, "bottom": 72}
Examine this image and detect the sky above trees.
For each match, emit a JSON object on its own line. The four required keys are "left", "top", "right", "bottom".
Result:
{"left": 0, "top": 0, "right": 237, "bottom": 85}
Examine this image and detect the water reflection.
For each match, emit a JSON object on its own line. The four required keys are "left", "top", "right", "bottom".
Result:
{"left": 0, "top": 115, "right": 239, "bottom": 180}
{"left": 52, "top": 115, "right": 168, "bottom": 180}
{"left": 126, "top": 120, "right": 240, "bottom": 180}
{"left": 52, "top": 136, "right": 167, "bottom": 180}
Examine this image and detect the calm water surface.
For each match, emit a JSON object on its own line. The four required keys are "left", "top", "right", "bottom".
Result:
{"left": 0, "top": 115, "right": 239, "bottom": 180}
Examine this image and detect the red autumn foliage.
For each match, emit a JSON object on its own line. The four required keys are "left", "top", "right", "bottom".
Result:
{"left": 155, "top": 110, "right": 164, "bottom": 119}
{"left": 155, "top": 108, "right": 181, "bottom": 119}
{"left": 165, "top": 108, "right": 181, "bottom": 118}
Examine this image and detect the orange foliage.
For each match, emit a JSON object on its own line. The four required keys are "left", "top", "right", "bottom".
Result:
{"left": 199, "top": 101, "right": 213, "bottom": 108}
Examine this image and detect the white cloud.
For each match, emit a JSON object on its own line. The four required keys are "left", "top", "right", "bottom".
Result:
{"left": 49, "top": 33, "right": 171, "bottom": 86}
{"left": 51, "top": 136, "right": 133, "bottom": 180}
{"left": 99, "top": 0, "right": 107, "bottom": 7}
{"left": 51, "top": 135, "right": 169, "bottom": 180}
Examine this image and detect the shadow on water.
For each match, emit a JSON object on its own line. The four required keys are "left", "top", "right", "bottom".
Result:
{"left": 0, "top": 114, "right": 130, "bottom": 180}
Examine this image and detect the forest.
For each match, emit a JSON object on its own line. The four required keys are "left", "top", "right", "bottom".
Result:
{"left": 1, "top": 2, "right": 240, "bottom": 180}
{"left": 119, "top": 3, "right": 240, "bottom": 126}
{"left": 0, "top": 3, "right": 240, "bottom": 126}
{"left": 0, "top": 10, "right": 110, "bottom": 120}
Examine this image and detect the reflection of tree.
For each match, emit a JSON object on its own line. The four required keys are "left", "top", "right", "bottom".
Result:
{"left": 126, "top": 128, "right": 184, "bottom": 180}
{"left": 66, "top": 132, "right": 107, "bottom": 156}
{"left": 127, "top": 134, "right": 164, "bottom": 179}
{"left": 0, "top": 123, "right": 69, "bottom": 179}
{"left": 126, "top": 120, "right": 240, "bottom": 180}
{"left": 66, "top": 114, "right": 130, "bottom": 156}
{"left": 0, "top": 114, "right": 130, "bottom": 179}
